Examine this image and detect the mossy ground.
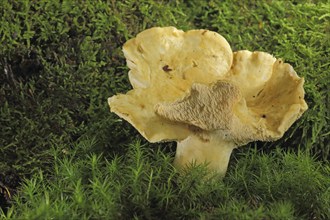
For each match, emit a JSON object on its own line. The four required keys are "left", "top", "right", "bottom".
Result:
{"left": 0, "top": 0, "right": 329, "bottom": 219}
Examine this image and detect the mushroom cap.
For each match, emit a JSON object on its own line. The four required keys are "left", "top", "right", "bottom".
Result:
{"left": 156, "top": 51, "right": 308, "bottom": 145}
{"left": 109, "top": 27, "right": 233, "bottom": 142}
{"left": 123, "top": 27, "right": 233, "bottom": 89}
{"left": 229, "top": 50, "right": 308, "bottom": 142}
{"left": 109, "top": 27, "right": 308, "bottom": 146}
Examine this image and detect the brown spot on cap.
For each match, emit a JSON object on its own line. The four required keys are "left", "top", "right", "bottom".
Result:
{"left": 162, "top": 65, "right": 172, "bottom": 72}
{"left": 257, "top": 89, "right": 264, "bottom": 97}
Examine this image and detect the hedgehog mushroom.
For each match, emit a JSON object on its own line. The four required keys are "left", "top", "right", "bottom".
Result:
{"left": 109, "top": 27, "right": 308, "bottom": 176}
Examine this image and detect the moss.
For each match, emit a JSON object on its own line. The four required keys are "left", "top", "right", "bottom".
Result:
{"left": 0, "top": 0, "right": 329, "bottom": 219}
{"left": 2, "top": 143, "right": 329, "bottom": 219}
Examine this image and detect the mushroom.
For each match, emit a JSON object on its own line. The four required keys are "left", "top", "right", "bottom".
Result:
{"left": 108, "top": 27, "right": 308, "bottom": 176}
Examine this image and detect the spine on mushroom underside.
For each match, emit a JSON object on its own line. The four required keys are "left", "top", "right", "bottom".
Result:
{"left": 174, "top": 132, "right": 236, "bottom": 176}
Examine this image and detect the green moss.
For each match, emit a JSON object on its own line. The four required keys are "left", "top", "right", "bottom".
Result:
{"left": 2, "top": 143, "right": 329, "bottom": 219}
{"left": 0, "top": 0, "right": 329, "bottom": 219}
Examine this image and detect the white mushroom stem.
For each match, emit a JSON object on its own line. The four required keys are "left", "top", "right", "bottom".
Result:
{"left": 174, "top": 133, "right": 236, "bottom": 175}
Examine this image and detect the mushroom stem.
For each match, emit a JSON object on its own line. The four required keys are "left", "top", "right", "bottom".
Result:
{"left": 174, "top": 133, "right": 236, "bottom": 176}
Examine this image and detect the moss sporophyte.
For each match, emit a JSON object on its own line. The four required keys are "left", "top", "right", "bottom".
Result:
{"left": 108, "top": 27, "right": 308, "bottom": 176}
